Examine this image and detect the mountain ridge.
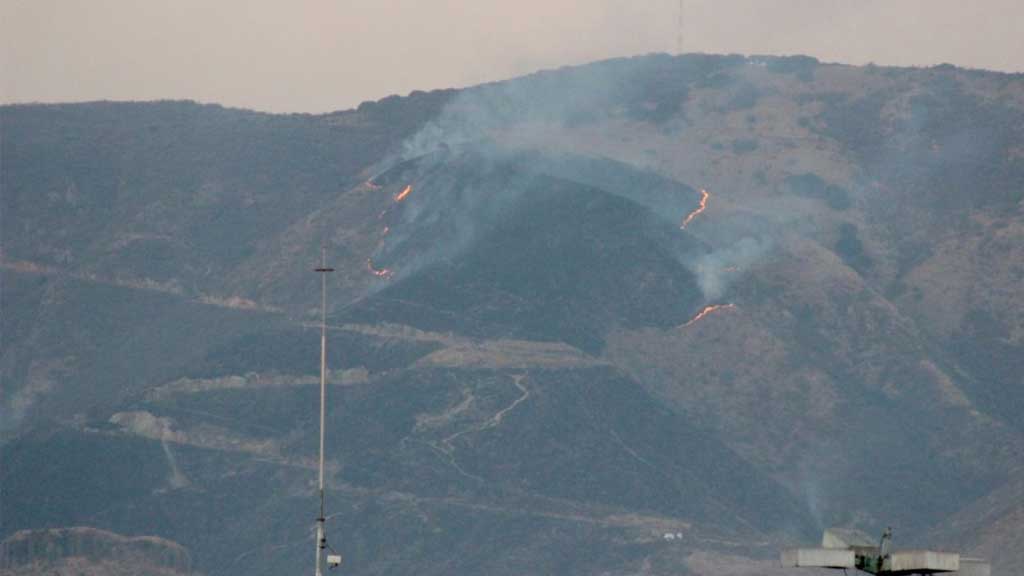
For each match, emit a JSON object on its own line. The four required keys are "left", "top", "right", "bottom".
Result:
{"left": 2, "top": 53, "right": 1022, "bottom": 575}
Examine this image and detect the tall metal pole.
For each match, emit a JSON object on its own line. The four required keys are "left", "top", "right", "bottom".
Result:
{"left": 677, "top": 0, "right": 683, "bottom": 55}
{"left": 314, "top": 247, "right": 334, "bottom": 576}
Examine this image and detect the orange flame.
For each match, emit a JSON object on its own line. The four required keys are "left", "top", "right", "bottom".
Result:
{"left": 366, "top": 258, "right": 392, "bottom": 278}
{"left": 682, "top": 303, "right": 735, "bottom": 327}
{"left": 680, "top": 189, "right": 709, "bottom": 229}
{"left": 366, "top": 183, "right": 415, "bottom": 278}
{"left": 395, "top": 185, "right": 413, "bottom": 202}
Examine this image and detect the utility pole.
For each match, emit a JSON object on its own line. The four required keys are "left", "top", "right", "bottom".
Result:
{"left": 314, "top": 247, "right": 334, "bottom": 576}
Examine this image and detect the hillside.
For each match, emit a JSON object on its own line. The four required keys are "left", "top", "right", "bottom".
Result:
{"left": 2, "top": 54, "right": 1023, "bottom": 575}
{"left": 0, "top": 527, "right": 191, "bottom": 576}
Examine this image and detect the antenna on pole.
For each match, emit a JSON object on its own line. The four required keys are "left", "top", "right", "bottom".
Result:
{"left": 676, "top": 0, "right": 683, "bottom": 55}
{"left": 313, "top": 247, "right": 338, "bottom": 575}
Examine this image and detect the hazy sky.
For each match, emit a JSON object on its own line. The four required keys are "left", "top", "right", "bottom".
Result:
{"left": 3, "top": 0, "right": 1022, "bottom": 113}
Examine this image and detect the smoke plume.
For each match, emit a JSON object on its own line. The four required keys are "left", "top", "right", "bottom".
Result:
{"left": 688, "top": 236, "right": 771, "bottom": 301}
{"left": 366, "top": 55, "right": 796, "bottom": 302}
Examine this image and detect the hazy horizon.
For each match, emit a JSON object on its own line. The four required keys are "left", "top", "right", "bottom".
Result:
{"left": 3, "top": 0, "right": 1023, "bottom": 114}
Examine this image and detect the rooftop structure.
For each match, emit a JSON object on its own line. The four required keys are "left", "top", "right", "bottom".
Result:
{"left": 782, "top": 527, "right": 990, "bottom": 576}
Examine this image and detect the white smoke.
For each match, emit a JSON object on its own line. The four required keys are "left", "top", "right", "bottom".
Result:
{"left": 1, "top": 364, "right": 58, "bottom": 433}
{"left": 161, "top": 438, "right": 190, "bottom": 489}
{"left": 687, "top": 236, "right": 772, "bottom": 301}
{"left": 110, "top": 411, "right": 191, "bottom": 489}
{"left": 1, "top": 386, "right": 40, "bottom": 433}
{"left": 369, "top": 55, "right": 782, "bottom": 296}
{"left": 390, "top": 55, "right": 661, "bottom": 165}
{"left": 797, "top": 456, "right": 826, "bottom": 530}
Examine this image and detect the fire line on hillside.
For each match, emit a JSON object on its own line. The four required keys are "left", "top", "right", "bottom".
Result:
{"left": 680, "top": 188, "right": 709, "bottom": 229}
{"left": 682, "top": 303, "right": 736, "bottom": 327}
{"left": 395, "top": 184, "right": 413, "bottom": 202}
{"left": 366, "top": 183, "right": 415, "bottom": 279}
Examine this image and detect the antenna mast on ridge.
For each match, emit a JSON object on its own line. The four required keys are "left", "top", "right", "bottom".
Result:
{"left": 677, "top": 0, "right": 684, "bottom": 55}
{"left": 313, "top": 247, "right": 337, "bottom": 575}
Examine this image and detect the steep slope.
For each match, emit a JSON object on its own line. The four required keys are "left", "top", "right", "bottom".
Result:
{"left": 346, "top": 147, "right": 707, "bottom": 352}
{"left": 925, "top": 465, "right": 1024, "bottom": 575}
{"left": 0, "top": 527, "right": 191, "bottom": 576}
{"left": 3, "top": 53, "right": 1023, "bottom": 575}
{"left": 3, "top": 157, "right": 809, "bottom": 574}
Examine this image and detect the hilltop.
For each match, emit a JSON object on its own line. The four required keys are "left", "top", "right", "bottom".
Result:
{"left": 2, "top": 53, "right": 1023, "bottom": 575}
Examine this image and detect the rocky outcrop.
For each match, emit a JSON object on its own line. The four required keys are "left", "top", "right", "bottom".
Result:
{"left": 0, "top": 526, "right": 192, "bottom": 574}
